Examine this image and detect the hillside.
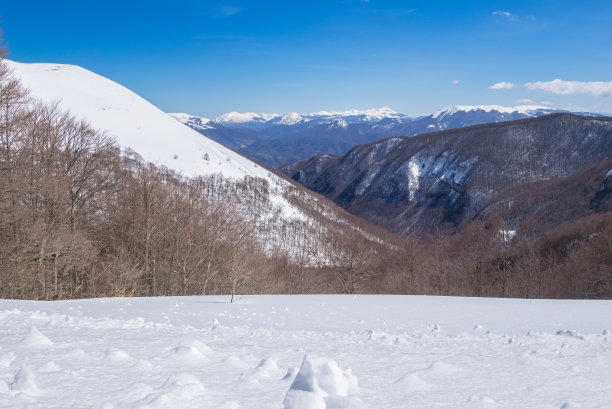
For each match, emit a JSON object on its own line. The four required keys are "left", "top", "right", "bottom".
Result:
{"left": 1, "top": 59, "right": 395, "bottom": 300}
{"left": 6, "top": 60, "right": 388, "bottom": 248}
{"left": 280, "top": 114, "right": 612, "bottom": 234}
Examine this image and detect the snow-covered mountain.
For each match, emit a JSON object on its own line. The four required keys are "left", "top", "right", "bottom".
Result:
{"left": 173, "top": 105, "right": 601, "bottom": 168}
{"left": 215, "top": 111, "right": 280, "bottom": 129}
{"left": 7, "top": 61, "right": 269, "bottom": 181}
{"left": 168, "top": 112, "right": 262, "bottom": 149}
{"left": 213, "top": 107, "right": 406, "bottom": 130}
{"left": 405, "top": 104, "right": 560, "bottom": 133}
{"left": 6, "top": 60, "right": 383, "bottom": 258}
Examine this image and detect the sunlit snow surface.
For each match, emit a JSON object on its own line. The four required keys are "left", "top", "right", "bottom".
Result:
{"left": 1, "top": 295, "right": 611, "bottom": 409}
{"left": 5, "top": 60, "right": 305, "bottom": 223}
{"left": 6, "top": 61, "right": 278, "bottom": 181}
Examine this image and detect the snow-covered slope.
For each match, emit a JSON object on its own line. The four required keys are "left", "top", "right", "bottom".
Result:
{"left": 5, "top": 60, "right": 390, "bottom": 259}
{"left": 6, "top": 60, "right": 275, "bottom": 182}
{"left": 1, "top": 295, "right": 610, "bottom": 408}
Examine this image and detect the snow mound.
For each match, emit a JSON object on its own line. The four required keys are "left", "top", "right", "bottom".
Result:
{"left": 422, "top": 361, "right": 466, "bottom": 377}
{"left": 10, "top": 365, "right": 39, "bottom": 393}
{"left": 105, "top": 348, "right": 134, "bottom": 363}
{"left": 283, "top": 355, "right": 359, "bottom": 409}
{"left": 135, "top": 373, "right": 205, "bottom": 409}
{"left": 38, "top": 361, "right": 62, "bottom": 373}
{"left": 19, "top": 326, "right": 53, "bottom": 348}
{"left": 167, "top": 340, "right": 212, "bottom": 364}
{"left": 255, "top": 358, "right": 283, "bottom": 377}
{"left": 394, "top": 373, "right": 428, "bottom": 391}
{"left": 224, "top": 355, "right": 249, "bottom": 369}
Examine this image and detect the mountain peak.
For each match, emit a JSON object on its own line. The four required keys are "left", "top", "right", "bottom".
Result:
{"left": 308, "top": 107, "right": 399, "bottom": 118}
{"left": 214, "top": 111, "right": 280, "bottom": 125}
{"left": 278, "top": 112, "right": 308, "bottom": 125}
{"left": 432, "top": 104, "right": 553, "bottom": 119}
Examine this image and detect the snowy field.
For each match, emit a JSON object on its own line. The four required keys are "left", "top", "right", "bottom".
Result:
{"left": 0, "top": 295, "right": 611, "bottom": 409}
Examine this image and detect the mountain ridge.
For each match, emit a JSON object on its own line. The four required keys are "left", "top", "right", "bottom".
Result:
{"left": 172, "top": 105, "right": 602, "bottom": 167}
{"left": 279, "top": 113, "right": 612, "bottom": 234}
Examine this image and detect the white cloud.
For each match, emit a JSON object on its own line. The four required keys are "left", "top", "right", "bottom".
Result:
{"left": 493, "top": 11, "right": 514, "bottom": 20}
{"left": 489, "top": 81, "right": 515, "bottom": 90}
{"left": 525, "top": 79, "right": 612, "bottom": 97}
{"left": 515, "top": 99, "right": 536, "bottom": 104}
{"left": 540, "top": 101, "right": 554, "bottom": 106}
{"left": 452, "top": 80, "right": 460, "bottom": 85}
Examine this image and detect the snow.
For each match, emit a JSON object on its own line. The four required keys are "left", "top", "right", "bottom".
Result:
{"left": 606, "top": 168, "right": 612, "bottom": 178}
{"left": 283, "top": 355, "right": 359, "bottom": 409}
{"left": 1, "top": 295, "right": 611, "bottom": 409}
{"left": 432, "top": 104, "right": 551, "bottom": 119}
{"left": 408, "top": 160, "right": 421, "bottom": 201}
{"left": 168, "top": 112, "right": 212, "bottom": 125}
{"left": 211, "top": 107, "right": 403, "bottom": 127}
{"left": 308, "top": 107, "right": 399, "bottom": 119}
{"left": 215, "top": 111, "right": 280, "bottom": 125}
{"left": 5, "top": 60, "right": 308, "bottom": 230}
{"left": 278, "top": 112, "right": 309, "bottom": 125}
{"left": 168, "top": 112, "right": 213, "bottom": 130}
{"left": 5, "top": 60, "right": 275, "bottom": 182}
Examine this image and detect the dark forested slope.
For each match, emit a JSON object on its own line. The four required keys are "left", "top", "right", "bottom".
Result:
{"left": 280, "top": 114, "right": 612, "bottom": 234}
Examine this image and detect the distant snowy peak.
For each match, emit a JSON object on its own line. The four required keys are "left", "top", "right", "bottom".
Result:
{"left": 213, "top": 107, "right": 406, "bottom": 128}
{"left": 215, "top": 111, "right": 280, "bottom": 126}
{"left": 308, "top": 107, "right": 402, "bottom": 120}
{"left": 432, "top": 105, "right": 553, "bottom": 119}
{"left": 168, "top": 112, "right": 213, "bottom": 130}
{"left": 277, "top": 112, "right": 309, "bottom": 125}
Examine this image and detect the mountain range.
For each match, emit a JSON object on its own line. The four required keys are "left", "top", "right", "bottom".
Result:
{"left": 280, "top": 114, "right": 612, "bottom": 234}
{"left": 170, "top": 106, "right": 602, "bottom": 168}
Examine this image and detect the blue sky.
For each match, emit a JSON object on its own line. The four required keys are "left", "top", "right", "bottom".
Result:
{"left": 2, "top": 1, "right": 612, "bottom": 117}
